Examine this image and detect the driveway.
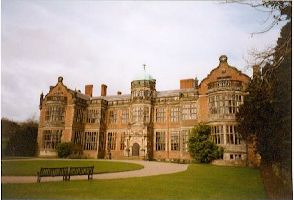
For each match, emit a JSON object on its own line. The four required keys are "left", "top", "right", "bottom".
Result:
{"left": 1, "top": 159, "right": 188, "bottom": 183}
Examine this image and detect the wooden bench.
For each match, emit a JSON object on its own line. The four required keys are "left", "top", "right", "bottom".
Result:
{"left": 37, "top": 167, "right": 69, "bottom": 183}
{"left": 68, "top": 166, "right": 94, "bottom": 181}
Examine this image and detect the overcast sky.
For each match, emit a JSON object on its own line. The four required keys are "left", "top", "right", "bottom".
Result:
{"left": 2, "top": 0, "right": 283, "bottom": 121}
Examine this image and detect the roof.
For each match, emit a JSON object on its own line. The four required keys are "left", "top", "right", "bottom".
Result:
{"left": 92, "top": 94, "right": 131, "bottom": 101}
{"left": 90, "top": 88, "right": 197, "bottom": 102}
{"left": 69, "top": 89, "right": 90, "bottom": 100}
{"left": 157, "top": 88, "right": 196, "bottom": 97}
{"left": 133, "top": 65, "right": 154, "bottom": 81}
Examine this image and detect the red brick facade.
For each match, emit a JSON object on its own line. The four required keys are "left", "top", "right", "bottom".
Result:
{"left": 38, "top": 55, "right": 252, "bottom": 164}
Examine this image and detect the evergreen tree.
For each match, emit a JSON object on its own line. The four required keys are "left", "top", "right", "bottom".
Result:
{"left": 188, "top": 124, "right": 223, "bottom": 163}
{"left": 236, "top": 1, "right": 291, "bottom": 167}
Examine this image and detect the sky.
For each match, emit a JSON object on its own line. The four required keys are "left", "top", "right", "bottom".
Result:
{"left": 1, "top": 0, "right": 284, "bottom": 122}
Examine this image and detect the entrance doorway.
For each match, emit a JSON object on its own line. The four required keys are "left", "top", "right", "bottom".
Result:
{"left": 132, "top": 143, "right": 140, "bottom": 156}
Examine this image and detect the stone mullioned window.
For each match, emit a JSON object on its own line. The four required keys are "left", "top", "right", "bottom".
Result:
{"left": 155, "top": 131, "right": 165, "bottom": 151}
{"left": 107, "top": 132, "right": 117, "bottom": 150}
{"left": 182, "top": 104, "right": 197, "bottom": 120}
{"left": 208, "top": 80, "right": 242, "bottom": 91}
{"left": 73, "top": 131, "right": 98, "bottom": 150}
{"left": 170, "top": 107, "right": 180, "bottom": 122}
{"left": 45, "top": 105, "right": 65, "bottom": 122}
{"left": 209, "top": 93, "right": 243, "bottom": 115}
{"left": 132, "top": 106, "right": 149, "bottom": 123}
{"left": 84, "top": 132, "right": 98, "bottom": 150}
{"left": 42, "top": 130, "right": 62, "bottom": 150}
{"left": 155, "top": 107, "right": 165, "bottom": 123}
{"left": 121, "top": 110, "right": 129, "bottom": 124}
{"left": 108, "top": 110, "right": 117, "bottom": 124}
{"left": 170, "top": 131, "right": 180, "bottom": 151}
{"left": 74, "top": 108, "right": 84, "bottom": 123}
{"left": 120, "top": 132, "right": 125, "bottom": 150}
{"left": 86, "top": 109, "right": 100, "bottom": 123}
{"left": 181, "top": 130, "right": 189, "bottom": 152}
{"left": 210, "top": 125, "right": 241, "bottom": 145}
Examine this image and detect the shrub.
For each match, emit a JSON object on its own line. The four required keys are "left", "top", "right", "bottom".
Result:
{"left": 56, "top": 142, "right": 74, "bottom": 158}
{"left": 188, "top": 124, "right": 223, "bottom": 163}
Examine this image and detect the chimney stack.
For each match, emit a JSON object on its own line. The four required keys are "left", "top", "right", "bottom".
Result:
{"left": 101, "top": 84, "right": 107, "bottom": 96}
{"left": 85, "top": 85, "right": 93, "bottom": 97}
{"left": 180, "top": 79, "right": 195, "bottom": 89}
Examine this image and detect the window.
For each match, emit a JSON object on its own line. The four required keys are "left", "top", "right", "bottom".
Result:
{"left": 132, "top": 107, "right": 144, "bottom": 122}
{"left": 182, "top": 104, "right": 197, "bottom": 120}
{"left": 120, "top": 132, "right": 125, "bottom": 150}
{"left": 73, "top": 131, "right": 98, "bottom": 150}
{"left": 132, "top": 106, "right": 149, "bottom": 122}
{"left": 107, "top": 132, "right": 117, "bottom": 150}
{"left": 209, "top": 93, "right": 243, "bottom": 115}
{"left": 171, "top": 131, "right": 180, "bottom": 151}
{"left": 155, "top": 131, "right": 165, "bottom": 151}
{"left": 45, "top": 105, "right": 65, "bottom": 122}
{"left": 170, "top": 107, "right": 180, "bottom": 122}
{"left": 86, "top": 109, "right": 100, "bottom": 123}
{"left": 74, "top": 108, "right": 84, "bottom": 123}
{"left": 139, "top": 90, "right": 144, "bottom": 97}
{"left": 73, "top": 131, "right": 83, "bottom": 145}
{"left": 132, "top": 89, "right": 148, "bottom": 99}
{"left": 84, "top": 132, "right": 98, "bottom": 150}
{"left": 181, "top": 130, "right": 189, "bottom": 152}
{"left": 143, "top": 107, "right": 150, "bottom": 122}
{"left": 226, "top": 125, "right": 241, "bottom": 145}
{"left": 155, "top": 107, "right": 165, "bottom": 122}
{"left": 211, "top": 125, "right": 224, "bottom": 144}
{"left": 109, "top": 110, "right": 117, "bottom": 124}
{"left": 230, "top": 154, "right": 242, "bottom": 160}
{"left": 121, "top": 110, "right": 129, "bottom": 124}
{"left": 42, "top": 130, "right": 62, "bottom": 150}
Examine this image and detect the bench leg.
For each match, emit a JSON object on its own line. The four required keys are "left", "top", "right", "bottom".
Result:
{"left": 37, "top": 176, "right": 41, "bottom": 183}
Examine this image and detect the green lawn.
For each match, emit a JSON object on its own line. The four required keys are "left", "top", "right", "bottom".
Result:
{"left": 1, "top": 159, "right": 143, "bottom": 176}
{"left": 2, "top": 164, "right": 266, "bottom": 200}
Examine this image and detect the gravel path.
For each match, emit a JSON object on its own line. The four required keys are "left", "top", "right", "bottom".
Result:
{"left": 1, "top": 159, "right": 188, "bottom": 184}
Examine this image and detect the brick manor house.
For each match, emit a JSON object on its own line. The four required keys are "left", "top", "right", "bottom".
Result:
{"left": 38, "top": 55, "right": 255, "bottom": 164}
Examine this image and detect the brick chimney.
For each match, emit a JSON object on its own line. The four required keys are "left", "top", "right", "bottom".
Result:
{"left": 101, "top": 84, "right": 107, "bottom": 96}
{"left": 180, "top": 79, "right": 195, "bottom": 89}
{"left": 85, "top": 85, "right": 93, "bottom": 97}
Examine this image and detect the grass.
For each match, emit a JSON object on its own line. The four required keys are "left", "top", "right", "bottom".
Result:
{"left": 2, "top": 164, "right": 266, "bottom": 199}
{"left": 1, "top": 159, "right": 143, "bottom": 176}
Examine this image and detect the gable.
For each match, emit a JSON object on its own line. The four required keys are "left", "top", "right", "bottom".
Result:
{"left": 199, "top": 56, "right": 250, "bottom": 94}
{"left": 44, "top": 76, "right": 73, "bottom": 104}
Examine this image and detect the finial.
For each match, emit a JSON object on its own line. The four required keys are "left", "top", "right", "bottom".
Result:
{"left": 219, "top": 55, "right": 228, "bottom": 63}
{"left": 58, "top": 76, "right": 63, "bottom": 83}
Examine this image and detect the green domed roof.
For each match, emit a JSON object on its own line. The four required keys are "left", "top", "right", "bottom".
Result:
{"left": 133, "top": 65, "right": 154, "bottom": 81}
